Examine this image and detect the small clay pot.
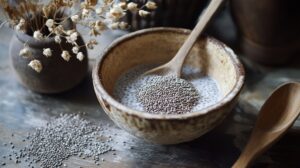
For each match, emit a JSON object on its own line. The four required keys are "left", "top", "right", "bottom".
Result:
{"left": 10, "top": 31, "right": 88, "bottom": 94}
{"left": 124, "top": 0, "right": 208, "bottom": 31}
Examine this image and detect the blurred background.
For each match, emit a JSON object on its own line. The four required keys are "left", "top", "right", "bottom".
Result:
{"left": 122, "top": 0, "right": 300, "bottom": 67}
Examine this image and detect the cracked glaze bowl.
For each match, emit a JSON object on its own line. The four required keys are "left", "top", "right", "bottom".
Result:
{"left": 93, "top": 28, "right": 245, "bottom": 144}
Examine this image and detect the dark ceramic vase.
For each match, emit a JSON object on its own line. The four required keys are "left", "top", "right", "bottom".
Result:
{"left": 10, "top": 31, "right": 88, "bottom": 94}
{"left": 124, "top": 0, "right": 208, "bottom": 31}
{"left": 231, "top": 0, "right": 300, "bottom": 65}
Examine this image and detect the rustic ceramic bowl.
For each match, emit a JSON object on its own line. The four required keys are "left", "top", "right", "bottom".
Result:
{"left": 93, "top": 28, "right": 245, "bottom": 144}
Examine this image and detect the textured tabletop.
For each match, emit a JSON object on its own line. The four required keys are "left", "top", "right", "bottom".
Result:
{"left": 0, "top": 9, "right": 300, "bottom": 168}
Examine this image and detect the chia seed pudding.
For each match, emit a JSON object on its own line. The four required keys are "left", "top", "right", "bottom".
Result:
{"left": 113, "top": 65, "right": 220, "bottom": 115}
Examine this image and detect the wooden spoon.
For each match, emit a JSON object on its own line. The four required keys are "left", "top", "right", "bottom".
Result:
{"left": 144, "top": 0, "right": 224, "bottom": 77}
{"left": 232, "top": 82, "right": 300, "bottom": 168}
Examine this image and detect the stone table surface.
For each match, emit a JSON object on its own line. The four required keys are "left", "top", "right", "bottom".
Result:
{"left": 1, "top": 13, "right": 300, "bottom": 168}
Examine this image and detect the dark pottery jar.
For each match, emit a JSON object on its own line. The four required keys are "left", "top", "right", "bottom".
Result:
{"left": 230, "top": 0, "right": 300, "bottom": 65}
{"left": 124, "top": 0, "right": 208, "bottom": 31}
{"left": 10, "top": 31, "right": 88, "bottom": 94}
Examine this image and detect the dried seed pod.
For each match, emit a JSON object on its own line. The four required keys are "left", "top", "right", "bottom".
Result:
{"left": 85, "top": 0, "right": 98, "bottom": 6}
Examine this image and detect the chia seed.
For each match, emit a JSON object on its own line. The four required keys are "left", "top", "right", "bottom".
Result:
{"left": 137, "top": 75, "right": 200, "bottom": 114}
{"left": 1, "top": 114, "right": 115, "bottom": 168}
{"left": 114, "top": 65, "right": 220, "bottom": 115}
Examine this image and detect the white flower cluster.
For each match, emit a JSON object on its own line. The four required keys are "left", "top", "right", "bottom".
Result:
{"left": 43, "top": 48, "right": 52, "bottom": 57}
{"left": 61, "top": 50, "right": 71, "bottom": 61}
{"left": 33, "top": 30, "right": 44, "bottom": 40}
{"left": 16, "top": 0, "right": 157, "bottom": 73}
{"left": 78, "top": 1, "right": 157, "bottom": 36}
{"left": 28, "top": 60, "right": 42, "bottom": 73}
{"left": 15, "top": 19, "right": 26, "bottom": 32}
{"left": 19, "top": 46, "right": 32, "bottom": 58}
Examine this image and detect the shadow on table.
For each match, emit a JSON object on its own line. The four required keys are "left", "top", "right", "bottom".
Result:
{"left": 44, "top": 71, "right": 99, "bottom": 107}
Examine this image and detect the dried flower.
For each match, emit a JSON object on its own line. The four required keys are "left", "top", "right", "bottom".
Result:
{"left": 89, "top": 28, "right": 100, "bottom": 36}
{"left": 119, "top": 21, "right": 128, "bottom": 30}
{"left": 109, "top": 22, "right": 119, "bottom": 30}
{"left": 70, "top": 32, "right": 78, "bottom": 42}
{"left": 127, "top": 2, "right": 138, "bottom": 11}
{"left": 42, "top": 6, "right": 51, "bottom": 18}
{"left": 15, "top": 24, "right": 23, "bottom": 31}
{"left": 89, "top": 21, "right": 95, "bottom": 27}
{"left": 45, "top": 19, "right": 54, "bottom": 28}
{"left": 0, "top": 0, "right": 157, "bottom": 72}
{"left": 138, "top": 10, "right": 150, "bottom": 17}
{"left": 15, "top": 19, "right": 26, "bottom": 32}
{"left": 66, "top": 30, "right": 75, "bottom": 36}
{"left": 104, "top": 0, "right": 113, "bottom": 4}
{"left": 19, "top": 47, "right": 32, "bottom": 58}
{"left": 48, "top": 27, "right": 53, "bottom": 32}
{"left": 82, "top": 8, "right": 90, "bottom": 18}
{"left": 19, "top": 18, "right": 25, "bottom": 25}
{"left": 95, "top": 8, "right": 103, "bottom": 15}
{"left": 28, "top": 60, "right": 42, "bottom": 73}
{"left": 145, "top": 1, "right": 157, "bottom": 10}
{"left": 86, "top": 39, "right": 98, "bottom": 49}
{"left": 109, "top": 6, "right": 125, "bottom": 20}
{"left": 54, "top": 35, "right": 62, "bottom": 44}
{"left": 61, "top": 51, "right": 71, "bottom": 61}
{"left": 33, "top": 31, "right": 44, "bottom": 40}
{"left": 66, "top": 37, "right": 72, "bottom": 43}
{"left": 71, "top": 15, "right": 80, "bottom": 23}
{"left": 76, "top": 52, "right": 85, "bottom": 61}
{"left": 43, "top": 48, "right": 52, "bottom": 57}
{"left": 65, "top": 31, "right": 77, "bottom": 43}
{"left": 118, "top": 2, "right": 127, "bottom": 9}
{"left": 72, "top": 46, "right": 79, "bottom": 54}
{"left": 95, "top": 21, "right": 106, "bottom": 31}
{"left": 85, "top": 0, "right": 98, "bottom": 6}
{"left": 54, "top": 25, "right": 64, "bottom": 35}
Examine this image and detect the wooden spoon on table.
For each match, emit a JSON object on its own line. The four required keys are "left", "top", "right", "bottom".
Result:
{"left": 232, "top": 82, "right": 300, "bottom": 168}
{"left": 144, "top": 0, "right": 225, "bottom": 77}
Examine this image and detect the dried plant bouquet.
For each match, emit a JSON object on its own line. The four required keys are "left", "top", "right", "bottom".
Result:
{"left": 0, "top": 0, "right": 157, "bottom": 73}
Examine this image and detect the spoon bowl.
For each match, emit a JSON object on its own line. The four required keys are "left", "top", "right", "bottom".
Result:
{"left": 233, "top": 82, "right": 300, "bottom": 168}
{"left": 257, "top": 83, "right": 300, "bottom": 131}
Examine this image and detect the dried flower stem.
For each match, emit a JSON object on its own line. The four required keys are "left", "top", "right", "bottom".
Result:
{"left": 0, "top": 0, "right": 157, "bottom": 72}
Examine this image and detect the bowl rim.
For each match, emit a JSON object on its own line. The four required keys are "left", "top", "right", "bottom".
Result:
{"left": 92, "top": 27, "right": 245, "bottom": 120}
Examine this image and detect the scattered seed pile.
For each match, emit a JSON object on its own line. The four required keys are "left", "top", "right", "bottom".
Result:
{"left": 1, "top": 114, "right": 114, "bottom": 168}
{"left": 137, "top": 75, "right": 200, "bottom": 114}
{"left": 114, "top": 65, "right": 220, "bottom": 114}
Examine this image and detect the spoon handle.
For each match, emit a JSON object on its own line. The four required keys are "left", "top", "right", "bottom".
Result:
{"left": 232, "top": 141, "right": 257, "bottom": 168}
{"left": 232, "top": 130, "right": 269, "bottom": 168}
{"left": 232, "top": 130, "right": 285, "bottom": 168}
{"left": 170, "top": 0, "right": 225, "bottom": 76}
